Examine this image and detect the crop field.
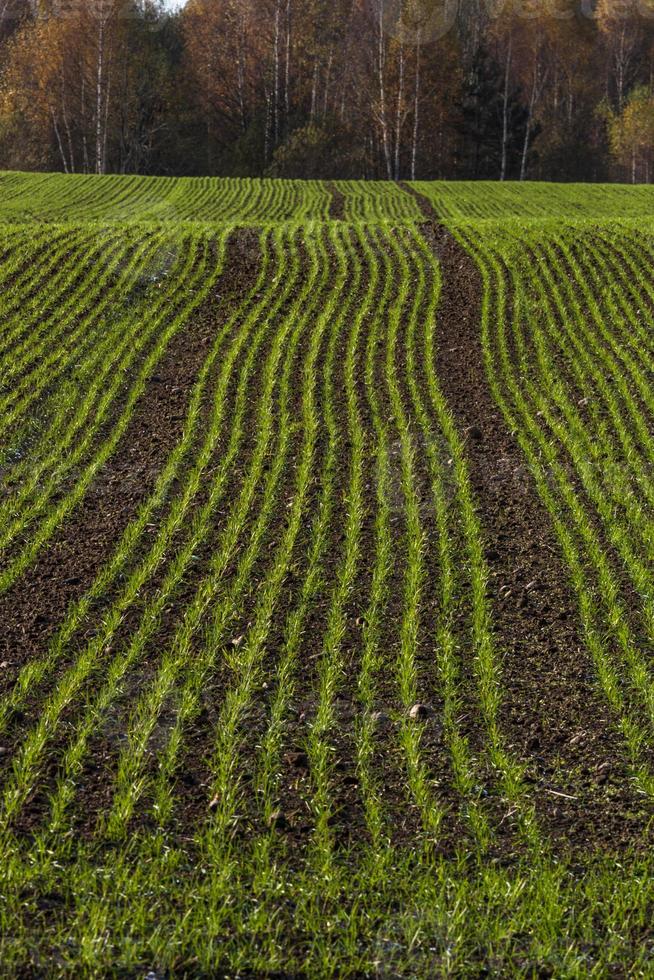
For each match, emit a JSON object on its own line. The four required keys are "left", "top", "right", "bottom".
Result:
{"left": 1, "top": 174, "right": 654, "bottom": 977}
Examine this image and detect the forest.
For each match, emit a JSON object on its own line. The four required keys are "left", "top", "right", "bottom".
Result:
{"left": 0, "top": 0, "right": 653, "bottom": 182}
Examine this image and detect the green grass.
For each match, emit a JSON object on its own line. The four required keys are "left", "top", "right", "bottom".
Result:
{"left": 1, "top": 174, "right": 654, "bottom": 976}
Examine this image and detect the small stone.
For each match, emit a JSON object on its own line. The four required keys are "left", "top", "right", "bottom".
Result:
{"left": 208, "top": 794, "right": 220, "bottom": 812}
{"left": 371, "top": 711, "right": 391, "bottom": 729}
{"left": 595, "top": 762, "right": 612, "bottom": 785}
{"left": 268, "top": 810, "right": 290, "bottom": 830}
{"left": 409, "top": 703, "right": 431, "bottom": 721}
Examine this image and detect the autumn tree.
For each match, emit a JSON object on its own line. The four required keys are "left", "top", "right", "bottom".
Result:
{"left": 607, "top": 82, "right": 654, "bottom": 180}
{"left": 3, "top": 0, "right": 654, "bottom": 181}
{"left": 0, "top": 0, "right": 174, "bottom": 173}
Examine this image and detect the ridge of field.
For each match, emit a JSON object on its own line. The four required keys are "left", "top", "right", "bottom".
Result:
{"left": 2, "top": 171, "right": 653, "bottom": 225}
{"left": 0, "top": 171, "right": 332, "bottom": 224}
{"left": 415, "top": 179, "right": 654, "bottom": 222}
{"left": 1, "top": 173, "right": 654, "bottom": 976}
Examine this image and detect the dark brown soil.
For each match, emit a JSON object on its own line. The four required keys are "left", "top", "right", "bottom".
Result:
{"left": 160, "top": 227, "right": 470, "bottom": 858}
{"left": 406, "top": 188, "right": 652, "bottom": 853}
{"left": 14, "top": 231, "right": 327, "bottom": 843}
{"left": 3, "top": 207, "right": 652, "bottom": 863}
{"left": 149, "top": 234, "right": 345, "bottom": 840}
{"left": 327, "top": 183, "right": 346, "bottom": 221}
{"left": 237, "top": 226, "right": 476, "bottom": 859}
{"left": 0, "top": 230, "right": 262, "bottom": 699}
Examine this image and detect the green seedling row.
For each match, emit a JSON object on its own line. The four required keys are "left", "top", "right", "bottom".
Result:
{"left": 1, "top": 174, "right": 654, "bottom": 977}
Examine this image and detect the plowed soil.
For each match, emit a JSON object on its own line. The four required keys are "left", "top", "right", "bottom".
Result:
{"left": 409, "top": 200, "right": 652, "bottom": 851}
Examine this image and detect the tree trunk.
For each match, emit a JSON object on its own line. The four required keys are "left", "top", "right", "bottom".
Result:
{"left": 103, "top": 68, "right": 111, "bottom": 174}
{"left": 310, "top": 60, "right": 318, "bottom": 124}
{"left": 284, "top": 0, "right": 291, "bottom": 131}
{"left": 393, "top": 0, "right": 405, "bottom": 180}
{"left": 617, "top": 28, "right": 625, "bottom": 111}
{"left": 81, "top": 75, "right": 90, "bottom": 174}
{"left": 500, "top": 34, "right": 512, "bottom": 181}
{"left": 237, "top": 17, "right": 247, "bottom": 134}
{"left": 322, "top": 47, "right": 333, "bottom": 121}
{"left": 273, "top": 0, "right": 281, "bottom": 147}
{"left": 520, "top": 73, "right": 538, "bottom": 181}
{"left": 377, "top": 0, "right": 392, "bottom": 180}
{"left": 51, "top": 109, "right": 69, "bottom": 173}
{"left": 411, "top": 30, "right": 421, "bottom": 181}
{"left": 60, "top": 74, "right": 75, "bottom": 174}
{"left": 95, "top": 12, "right": 106, "bottom": 174}
{"left": 264, "top": 83, "right": 272, "bottom": 166}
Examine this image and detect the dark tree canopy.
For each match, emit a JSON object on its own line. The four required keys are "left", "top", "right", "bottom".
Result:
{"left": 0, "top": 0, "right": 653, "bottom": 181}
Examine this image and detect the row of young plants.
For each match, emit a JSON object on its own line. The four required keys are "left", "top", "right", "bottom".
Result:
{"left": 4, "top": 172, "right": 654, "bottom": 226}
{"left": 0, "top": 216, "right": 340, "bottom": 966}
{"left": 0, "top": 226, "right": 227, "bottom": 594}
{"left": 440, "top": 214, "right": 654, "bottom": 796}
{"left": 2, "top": 176, "right": 654, "bottom": 974}
{"left": 0, "top": 172, "right": 332, "bottom": 224}
{"left": 415, "top": 179, "right": 654, "bottom": 223}
{"left": 0, "top": 179, "right": 551, "bottom": 974}
{"left": 0, "top": 229, "right": 164, "bottom": 536}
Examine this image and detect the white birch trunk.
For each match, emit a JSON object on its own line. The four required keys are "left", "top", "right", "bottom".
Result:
{"left": 377, "top": 0, "right": 392, "bottom": 179}
{"left": 264, "top": 83, "right": 272, "bottom": 165}
{"left": 310, "top": 60, "right": 318, "bottom": 124}
{"left": 95, "top": 11, "right": 106, "bottom": 174}
{"left": 322, "top": 47, "right": 333, "bottom": 120}
{"left": 103, "top": 68, "right": 111, "bottom": 174}
{"left": 81, "top": 75, "right": 90, "bottom": 174}
{"left": 411, "top": 29, "right": 421, "bottom": 182}
{"left": 51, "top": 109, "right": 69, "bottom": 173}
{"left": 520, "top": 76, "right": 537, "bottom": 181}
{"left": 60, "top": 74, "right": 75, "bottom": 173}
{"left": 237, "top": 16, "right": 246, "bottom": 134}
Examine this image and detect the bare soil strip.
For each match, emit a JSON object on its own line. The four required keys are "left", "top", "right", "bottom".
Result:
{"left": 406, "top": 193, "right": 652, "bottom": 852}
{"left": 327, "top": 183, "right": 346, "bottom": 221}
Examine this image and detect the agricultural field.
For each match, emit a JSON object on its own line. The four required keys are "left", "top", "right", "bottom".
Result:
{"left": 1, "top": 173, "right": 654, "bottom": 977}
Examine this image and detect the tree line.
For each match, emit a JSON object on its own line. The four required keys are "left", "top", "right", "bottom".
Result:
{"left": 1, "top": 0, "right": 653, "bottom": 182}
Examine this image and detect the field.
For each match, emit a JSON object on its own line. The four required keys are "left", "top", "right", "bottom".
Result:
{"left": 1, "top": 172, "right": 654, "bottom": 977}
